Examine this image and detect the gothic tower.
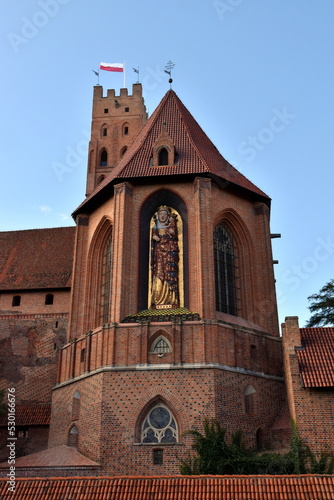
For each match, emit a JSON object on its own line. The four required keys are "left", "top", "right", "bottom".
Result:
{"left": 49, "top": 84, "right": 286, "bottom": 475}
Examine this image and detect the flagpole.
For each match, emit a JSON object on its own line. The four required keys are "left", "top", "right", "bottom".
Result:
{"left": 123, "top": 61, "right": 126, "bottom": 88}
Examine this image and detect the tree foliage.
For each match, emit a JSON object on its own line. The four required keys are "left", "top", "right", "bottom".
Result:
{"left": 180, "top": 419, "right": 334, "bottom": 475}
{"left": 306, "top": 278, "right": 334, "bottom": 327}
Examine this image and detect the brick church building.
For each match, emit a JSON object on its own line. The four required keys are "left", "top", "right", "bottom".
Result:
{"left": 3, "top": 82, "right": 330, "bottom": 476}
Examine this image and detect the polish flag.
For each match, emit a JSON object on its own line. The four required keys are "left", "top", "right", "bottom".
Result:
{"left": 100, "top": 62, "right": 124, "bottom": 72}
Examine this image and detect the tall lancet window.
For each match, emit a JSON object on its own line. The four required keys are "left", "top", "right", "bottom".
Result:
{"left": 214, "top": 224, "right": 238, "bottom": 315}
{"left": 101, "top": 235, "right": 112, "bottom": 324}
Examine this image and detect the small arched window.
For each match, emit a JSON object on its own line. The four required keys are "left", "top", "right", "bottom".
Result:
{"left": 68, "top": 425, "right": 79, "bottom": 448}
{"left": 213, "top": 224, "right": 238, "bottom": 315}
{"left": 72, "top": 391, "right": 81, "bottom": 421}
{"left": 45, "top": 293, "right": 54, "bottom": 305}
{"left": 120, "top": 146, "right": 128, "bottom": 157}
{"left": 244, "top": 385, "right": 256, "bottom": 415}
{"left": 151, "top": 337, "right": 171, "bottom": 354}
{"left": 123, "top": 123, "right": 129, "bottom": 136}
{"left": 142, "top": 403, "right": 178, "bottom": 444}
{"left": 100, "top": 149, "right": 108, "bottom": 167}
{"left": 158, "top": 148, "right": 169, "bottom": 166}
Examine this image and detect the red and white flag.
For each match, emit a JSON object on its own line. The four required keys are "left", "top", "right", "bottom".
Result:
{"left": 100, "top": 62, "right": 124, "bottom": 72}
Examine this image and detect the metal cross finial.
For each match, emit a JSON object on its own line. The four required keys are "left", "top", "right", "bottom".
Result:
{"left": 164, "top": 61, "right": 175, "bottom": 89}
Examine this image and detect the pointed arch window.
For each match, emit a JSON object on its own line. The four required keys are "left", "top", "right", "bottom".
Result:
{"left": 72, "top": 391, "right": 81, "bottom": 421}
{"left": 158, "top": 147, "right": 169, "bottom": 166}
{"left": 68, "top": 425, "right": 79, "bottom": 448}
{"left": 101, "top": 235, "right": 112, "bottom": 324}
{"left": 151, "top": 337, "right": 171, "bottom": 354}
{"left": 142, "top": 403, "right": 178, "bottom": 444}
{"left": 244, "top": 385, "right": 256, "bottom": 415}
{"left": 100, "top": 149, "right": 108, "bottom": 167}
{"left": 214, "top": 224, "right": 238, "bottom": 315}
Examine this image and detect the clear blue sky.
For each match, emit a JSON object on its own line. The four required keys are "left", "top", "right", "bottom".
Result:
{"left": 1, "top": 1, "right": 334, "bottom": 328}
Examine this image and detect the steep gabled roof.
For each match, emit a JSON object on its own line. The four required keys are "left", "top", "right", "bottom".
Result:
{"left": 74, "top": 90, "right": 268, "bottom": 216}
{"left": 297, "top": 327, "right": 334, "bottom": 388}
{"left": 0, "top": 227, "right": 75, "bottom": 291}
{"left": 1, "top": 475, "right": 334, "bottom": 499}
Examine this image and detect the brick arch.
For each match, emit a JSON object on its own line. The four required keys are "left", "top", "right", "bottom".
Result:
{"left": 138, "top": 189, "right": 188, "bottom": 310}
{"left": 83, "top": 216, "right": 113, "bottom": 331}
{"left": 149, "top": 329, "right": 172, "bottom": 351}
{"left": 213, "top": 208, "right": 256, "bottom": 321}
{"left": 134, "top": 393, "right": 182, "bottom": 443}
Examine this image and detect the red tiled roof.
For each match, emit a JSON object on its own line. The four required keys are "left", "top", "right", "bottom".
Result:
{"left": 1, "top": 475, "right": 334, "bottom": 499}
{"left": 0, "top": 404, "right": 50, "bottom": 427}
{"left": 297, "top": 327, "right": 334, "bottom": 388}
{"left": 0, "top": 227, "right": 75, "bottom": 291}
{"left": 0, "top": 445, "right": 98, "bottom": 468}
{"left": 74, "top": 90, "right": 269, "bottom": 216}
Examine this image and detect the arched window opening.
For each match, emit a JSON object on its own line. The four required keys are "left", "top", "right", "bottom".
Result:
{"left": 100, "top": 149, "right": 108, "bottom": 167}
{"left": 158, "top": 147, "right": 169, "bottom": 166}
{"left": 214, "top": 224, "right": 238, "bottom": 315}
{"left": 100, "top": 235, "right": 112, "bottom": 324}
{"left": 142, "top": 403, "right": 178, "bottom": 444}
{"left": 45, "top": 293, "right": 54, "bottom": 305}
{"left": 72, "top": 391, "right": 81, "bottom": 421}
{"left": 151, "top": 337, "right": 171, "bottom": 354}
{"left": 68, "top": 425, "right": 79, "bottom": 448}
{"left": 244, "top": 385, "right": 256, "bottom": 415}
{"left": 123, "top": 123, "right": 129, "bottom": 136}
{"left": 120, "top": 146, "right": 128, "bottom": 157}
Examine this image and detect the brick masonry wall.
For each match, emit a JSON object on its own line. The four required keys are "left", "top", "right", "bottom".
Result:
{"left": 0, "top": 314, "right": 68, "bottom": 403}
{"left": 0, "top": 290, "right": 71, "bottom": 316}
{"left": 282, "top": 318, "right": 334, "bottom": 454}
{"left": 50, "top": 367, "right": 285, "bottom": 475}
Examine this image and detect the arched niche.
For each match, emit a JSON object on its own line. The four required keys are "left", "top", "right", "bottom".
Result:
{"left": 138, "top": 189, "right": 188, "bottom": 311}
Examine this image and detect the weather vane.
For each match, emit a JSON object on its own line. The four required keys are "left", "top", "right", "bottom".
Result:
{"left": 164, "top": 61, "right": 175, "bottom": 89}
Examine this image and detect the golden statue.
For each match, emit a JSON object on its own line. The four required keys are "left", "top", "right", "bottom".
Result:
{"left": 150, "top": 206, "right": 179, "bottom": 309}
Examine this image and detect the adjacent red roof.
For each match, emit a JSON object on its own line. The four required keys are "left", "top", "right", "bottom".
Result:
{"left": 0, "top": 227, "right": 75, "bottom": 291}
{"left": 0, "top": 445, "right": 98, "bottom": 469}
{"left": 74, "top": 90, "right": 269, "bottom": 216}
{"left": 1, "top": 475, "right": 334, "bottom": 499}
{"left": 297, "top": 327, "right": 334, "bottom": 388}
{"left": 0, "top": 404, "right": 51, "bottom": 427}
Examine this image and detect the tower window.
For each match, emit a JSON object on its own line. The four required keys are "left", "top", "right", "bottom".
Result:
{"left": 100, "top": 150, "right": 108, "bottom": 167}
{"left": 102, "top": 128, "right": 107, "bottom": 136}
{"left": 213, "top": 224, "right": 238, "bottom": 315}
{"left": 158, "top": 148, "right": 169, "bottom": 166}
{"left": 125, "top": 107, "right": 129, "bottom": 112}
{"left": 142, "top": 403, "right": 178, "bottom": 444}
{"left": 45, "top": 293, "right": 54, "bottom": 305}
{"left": 124, "top": 126, "right": 128, "bottom": 135}
{"left": 104, "top": 108, "right": 109, "bottom": 114}
{"left": 12, "top": 295, "right": 21, "bottom": 307}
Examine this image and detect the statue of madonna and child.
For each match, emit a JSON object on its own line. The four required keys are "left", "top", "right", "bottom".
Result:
{"left": 149, "top": 206, "right": 182, "bottom": 309}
